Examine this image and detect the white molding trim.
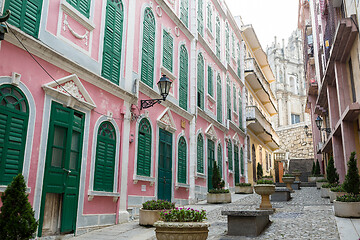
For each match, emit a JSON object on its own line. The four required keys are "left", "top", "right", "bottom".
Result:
{"left": 60, "top": 0, "right": 95, "bottom": 31}
{"left": 157, "top": 107, "right": 177, "bottom": 133}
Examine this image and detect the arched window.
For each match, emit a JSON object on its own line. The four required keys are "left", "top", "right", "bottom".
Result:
{"left": 240, "top": 147, "right": 244, "bottom": 175}
{"left": 216, "top": 16, "right": 221, "bottom": 59}
{"left": 226, "top": 77, "right": 231, "bottom": 120}
{"left": 94, "top": 121, "right": 116, "bottom": 192}
{"left": 101, "top": 0, "right": 124, "bottom": 84}
{"left": 179, "top": 45, "right": 188, "bottom": 110}
{"left": 225, "top": 22, "right": 230, "bottom": 62}
{"left": 227, "top": 140, "right": 233, "bottom": 170}
{"left": 239, "top": 94, "right": 242, "bottom": 129}
{"left": 233, "top": 84, "right": 237, "bottom": 112}
{"left": 180, "top": 0, "right": 189, "bottom": 27}
{"left": 207, "top": 2, "right": 212, "bottom": 31}
{"left": 217, "top": 144, "right": 222, "bottom": 178}
{"left": 197, "top": 0, "right": 203, "bottom": 36}
{"left": 217, "top": 74, "right": 222, "bottom": 123}
{"left": 0, "top": 85, "right": 29, "bottom": 185}
{"left": 141, "top": 8, "right": 156, "bottom": 87}
{"left": 178, "top": 136, "right": 187, "bottom": 184}
{"left": 237, "top": 42, "right": 241, "bottom": 77}
{"left": 197, "top": 53, "right": 204, "bottom": 109}
{"left": 137, "top": 118, "right": 152, "bottom": 176}
{"left": 197, "top": 134, "right": 204, "bottom": 173}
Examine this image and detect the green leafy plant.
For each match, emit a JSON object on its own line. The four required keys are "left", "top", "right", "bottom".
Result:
{"left": 262, "top": 175, "right": 272, "bottom": 179}
{"left": 256, "top": 179, "right": 274, "bottom": 185}
{"left": 316, "top": 179, "right": 328, "bottom": 183}
{"left": 160, "top": 208, "right": 207, "bottom": 222}
{"left": 315, "top": 159, "right": 321, "bottom": 176}
{"left": 208, "top": 189, "right": 230, "bottom": 194}
{"left": 311, "top": 161, "right": 316, "bottom": 175}
{"left": 336, "top": 193, "right": 360, "bottom": 202}
{"left": 321, "top": 183, "right": 337, "bottom": 188}
{"left": 0, "top": 174, "right": 38, "bottom": 240}
{"left": 330, "top": 185, "right": 345, "bottom": 192}
{"left": 326, "top": 156, "right": 339, "bottom": 184}
{"left": 210, "top": 161, "right": 225, "bottom": 192}
{"left": 142, "top": 200, "right": 175, "bottom": 210}
{"left": 235, "top": 183, "right": 251, "bottom": 187}
{"left": 343, "top": 152, "right": 360, "bottom": 195}
{"left": 283, "top": 174, "right": 294, "bottom": 177}
{"left": 256, "top": 162, "right": 263, "bottom": 180}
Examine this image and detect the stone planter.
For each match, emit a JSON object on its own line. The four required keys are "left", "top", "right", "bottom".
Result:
{"left": 139, "top": 209, "right": 161, "bottom": 226}
{"left": 334, "top": 200, "right": 360, "bottom": 218}
{"left": 329, "top": 191, "right": 347, "bottom": 203}
{"left": 282, "top": 177, "right": 295, "bottom": 192}
{"left": 292, "top": 172, "right": 301, "bottom": 181}
{"left": 207, "top": 192, "right": 231, "bottom": 203}
{"left": 316, "top": 181, "right": 328, "bottom": 189}
{"left": 320, "top": 187, "right": 330, "bottom": 198}
{"left": 235, "top": 186, "right": 253, "bottom": 194}
{"left": 254, "top": 184, "right": 276, "bottom": 210}
{"left": 154, "top": 221, "right": 210, "bottom": 240}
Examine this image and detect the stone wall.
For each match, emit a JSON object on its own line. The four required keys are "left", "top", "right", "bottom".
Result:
{"left": 289, "top": 158, "right": 314, "bottom": 182}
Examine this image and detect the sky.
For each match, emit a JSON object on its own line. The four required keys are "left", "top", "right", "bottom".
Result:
{"left": 225, "top": 0, "right": 299, "bottom": 49}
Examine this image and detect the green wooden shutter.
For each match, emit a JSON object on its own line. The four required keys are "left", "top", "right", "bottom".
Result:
{"left": 232, "top": 33, "right": 235, "bottom": 58}
{"left": 225, "top": 23, "right": 229, "bottom": 62}
{"left": 217, "top": 75, "right": 222, "bottom": 123}
{"left": 179, "top": 45, "right": 188, "bottom": 110}
{"left": 241, "top": 148, "right": 244, "bottom": 175}
{"left": 66, "top": 0, "right": 90, "bottom": 18}
{"left": 197, "top": 134, "right": 204, "bottom": 173}
{"left": 178, "top": 137, "right": 187, "bottom": 184}
{"left": 197, "top": 0, "right": 203, "bottom": 36}
{"left": 227, "top": 141, "right": 232, "bottom": 171}
{"left": 5, "top": 0, "right": 43, "bottom": 38}
{"left": 207, "top": 66, "right": 213, "bottom": 97}
{"left": 239, "top": 95, "right": 242, "bottom": 129}
{"left": 227, "top": 78, "right": 231, "bottom": 120}
{"left": 141, "top": 8, "right": 156, "bottom": 87}
{"left": 197, "top": 53, "right": 204, "bottom": 109}
{"left": 216, "top": 17, "right": 220, "bottom": 59}
{"left": 180, "top": 0, "right": 188, "bottom": 27}
{"left": 162, "top": 30, "right": 173, "bottom": 72}
{"left": 234, "top": 145, "right": 239, "bottom": 184}
{"left": 233, "top": 85, "right": 237, "bottom": 111}
{"left": 0, "top": 85, "right": 29, "bottom": 185}
{"left": 237, "top": 43, "right": 241, "bottom": 77}
{"left": 137, "top": 118, "right": 152, "bottom": 176}
{"left": 217, "top": 144, "right": 222, "bottom": 178}
{"left": 101, "top": 0, "right": 123, "bottom": 85}
{"left": 94, "top": 122, "right": 116, "bottom": 192}
{"left": 207, "top": 2, "right": 212, "bottom": 31}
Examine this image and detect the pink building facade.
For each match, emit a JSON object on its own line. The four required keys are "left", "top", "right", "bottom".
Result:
{"left": 0, "top": 0, "right": 246, "bottom": 236}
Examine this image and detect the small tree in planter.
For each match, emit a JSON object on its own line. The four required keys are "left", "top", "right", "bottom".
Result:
{"left": 256, "top": 162, "right": 263, "bottom": 180}
{"left": 315, "top": 159, "right": 321, "bottom": 176}
{"left": 326, "top": 156, "right": 339, "bottom": 185}
{"left": 343, "top": 152, "right": 360, "bottom": 195}
{"left": 211, "top": 161, "right": 225, "bottom": 190}
{"left": 0, "top": 174, "right": 38, "bottom": 240}
{"left": 207, "top": 162, "right": 230, "bottom": 203}
{"left": 312, "top": 161, "right": 316, "bottom": 176}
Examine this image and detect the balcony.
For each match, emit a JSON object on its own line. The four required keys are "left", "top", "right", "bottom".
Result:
{"left": 245, "top": 58, "right": 277, "bottom": 116}
{"left": 246, "top": 106, "right": 279, "bottom": 150}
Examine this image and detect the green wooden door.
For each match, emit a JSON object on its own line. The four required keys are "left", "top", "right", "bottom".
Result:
{"left": 158, "top": 128, "right": 172, "bottom": 201}
{"left": 234, "top": 146, "right": 240, "bottom": 184}
{"left": 207, "top": 140, "right": 215, "bottom": 190}
{"left": 39, "top": 102, "right": 84, "bottom": 236}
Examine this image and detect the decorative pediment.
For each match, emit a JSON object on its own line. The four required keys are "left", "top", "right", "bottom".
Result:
{"left": 205, "top": 124, "right": 217, "bottom": 141}
{"left": 42, "top": 74, "right": 96, "bottom": 110}
{"left": 233, "top": 133, "right": 240, "bottom": 145}
{"left": 157, "top": 108, "right": 177, "bottom": 133}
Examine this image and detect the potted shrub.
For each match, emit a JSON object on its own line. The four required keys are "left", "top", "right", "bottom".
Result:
{"left": 282, "top": 174, "right": 295, "bottom": 192}
{"left": 0, "top": 174, "right": 38, "bottom": 240}
{"left": 292, "top": 170, "right": 302, "bottom": 182}
{"left": 329, "top": 185, "right": 346, "bottom": 203}
{"left": 321, "top": 183, "right": 337, "bottom": 198}
{"left": 254, "top": 179, "right": 275, "bottom": 210}
{"left": 235, "top": 183, "right": 253, "bottom": 194}
{"left": 256, "top": 162, "right": 263, "bottom": 180}
{"left": 316, "top": 178, "right": 328, "bottom": 189}
{"left": 308, "top": 160, "right": 324, "bottom": 182}
{"left": 262, "top": 175, "right": 273, "bottom": 181}
{"left": 334, "top": 152, "right": 360, "bottom": 217}
{"left": 207, "top": 162, "right": 231, "bottom": 203}
{"left": 139, "top": 200, "right": 175, "bottom": 226}
{"left": 154, "top": 208, "right": 209, "bottom": 240}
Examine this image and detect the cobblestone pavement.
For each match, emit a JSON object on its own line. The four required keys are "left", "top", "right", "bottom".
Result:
{"left": 207, "top": 187, "right": 339, "bottom": 240}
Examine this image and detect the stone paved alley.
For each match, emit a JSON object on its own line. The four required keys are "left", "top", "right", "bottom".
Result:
{"left": 66, "top": 187, "right": 360, "bottom": 240}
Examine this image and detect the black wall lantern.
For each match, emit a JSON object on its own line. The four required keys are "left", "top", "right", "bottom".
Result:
{"left": 0, "top": 10, "right": 10, "bottom": 41}
{"left": 140, "top": 74, "right": 172, "bottom": 110}
{"left": 304, "top": 125, "right": 312, "bottom": 137}
{"left": 315, "top": 116, "right": 331, "bottom": 133}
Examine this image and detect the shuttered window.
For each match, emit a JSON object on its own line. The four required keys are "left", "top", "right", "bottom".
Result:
{"left": 234, "top": 145, "right": 239, "bottom": 184}
{"left": 66, "top": 0, "right": 91, "bottom": 18}
{"left": 141, "top": 8, "right": 156, "bottom": 87}
{"left": 197, "top": 53, "right": 204, "bottom": 110}
{"left": 101, "top": 0, "right": 123, "bottom": 85}
{"left": 137, "top": 118, "right": 152, "bottom": 176}
{"left": 217, "top": 144, "right": 222, "bottom": 178}
{"left": 237, "top": 43, "right": 241, "bottom": 77}
{"left": 4, "top": 0, "right": 43, "bottom": 38}
{"left": 217, "top": 75, "right": 222, "bottom": 123}
{"left": 239, "top": 94, "right": 242, "bottom": 129}
{"left": 233, "top": 85, "right": 237, "bottom": 112}
{"left": 94, "top": 121, "right": 116, "bottom": 192}
{"left": 207, "top": 2, "right": 212, "bottom": 31}
{"left": 0, "top": 85, "right": 29, "bottom": 185}
{"left": 216, "top": 16, "right": 220, "bottom": 59}
{"left": 227, "top": 140, "right": 233, "bottom": 171}
{"left": 225, "top": 23, "right": 230, "bottom": 63}
{"left": 179, "top": 45, "right": 188, "bottom": 110}
{"left": 232, "top": 33, "right": 235, "bottom": 58}
{"left": 207, "top": 66, "right": 213, "bottom": 97}
{"left": 197, "top": 134, "right": 204, "bottom": 173}
{"left": 197, "top": 0, "right": 203, "bottom": 36}
{"left": 180, "top": 0, "right": 188, "bottom": 27}
{"left": 240, "top": 148, "right": 244, "bottom": 175}
{"left": 226, "top": 77, "right": 231, "bottom": 120}
{"left": 178, "top": 137, "right": 187, "bottom": 184}
{"left": 162, "top": 30, "right": 173, "bottom": 72}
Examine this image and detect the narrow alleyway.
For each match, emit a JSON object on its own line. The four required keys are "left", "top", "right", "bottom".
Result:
{"left": 64, "top": 187, "right": 360, "bottom": 240}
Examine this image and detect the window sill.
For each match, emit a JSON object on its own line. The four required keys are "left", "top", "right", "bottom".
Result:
{"left": 87, "top": 190, "right": 120, "bottom": 202}
{"left": 206, "top": 27, "right": 214, "bottom": 40}
{"left": 133, "top": 175, "right": 155, "bottom": 186}
{"left": 0, "top": 185, "right": 31, "bottom": 193}
{"left": 160, "top": 65, "right": 177, "bottom": 81}
{"left": 175, "top": 182, "right": 190, "bottom": 190}
{"left": 195, "top": 172, "right": 206, "bottom": 179}
{"left": 228, "top": 170, "right": 234, "bottom": 174}
{"left": 207, "top": 94, "right": 216, "bottom": 104}
{"left": 61, "top": 0, "right": 95, "bottom": 31}
{"left": 233, "top": 111, "right": 238, "bottom": 118}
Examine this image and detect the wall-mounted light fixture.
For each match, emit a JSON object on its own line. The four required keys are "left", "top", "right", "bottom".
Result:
{"left": 0, "top": 10, "right": 11, "bottom": 41}
{"left": 315, "top": 116, "right": 331, "bottom": 133}
{"left": 140, "top": 74, "right": 172, "bottom": 110}
{"left": 304, "top": 125, "right": 312, "bottom": 137}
